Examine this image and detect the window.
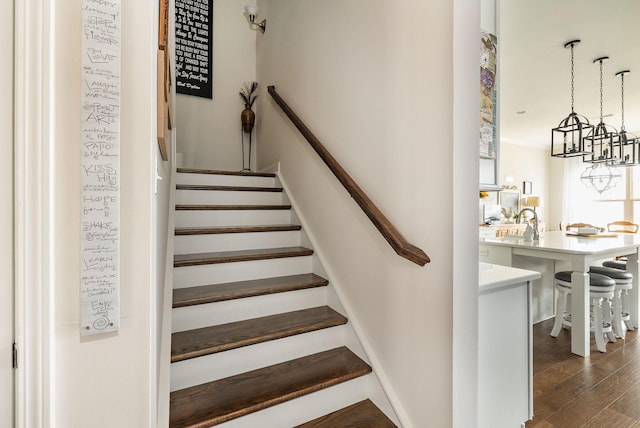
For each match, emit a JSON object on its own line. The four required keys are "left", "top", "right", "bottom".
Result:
{"left": 590, "top": 168, "right": 627, "bottom": 226}
{"left": 566, "top": 161, "right": 634, "bottom": 228}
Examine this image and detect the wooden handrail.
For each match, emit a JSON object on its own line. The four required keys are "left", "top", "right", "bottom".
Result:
{"left": 268, "top": 86, "right": 430, "bottom": 266}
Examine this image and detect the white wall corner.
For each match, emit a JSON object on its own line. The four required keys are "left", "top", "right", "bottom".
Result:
{"left": 257, "top": 160, "right": 280, "bottom": 174}
{"left": 452, "top": 0, "right": 481, "bottom": 427}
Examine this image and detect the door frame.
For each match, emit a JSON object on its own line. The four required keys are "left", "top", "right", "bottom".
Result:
{"left": 1, "top": 0, "right": 15, "bottom": 425}
{"left": 14, "top": 0, "right": 54, "bottom": 426}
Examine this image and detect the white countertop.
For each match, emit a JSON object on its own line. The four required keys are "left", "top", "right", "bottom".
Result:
{"left": 481, "top": 230, "right": 640, "bottom": 255}
{"left": 479, "top": 262, "right": 541, "bottom": 293}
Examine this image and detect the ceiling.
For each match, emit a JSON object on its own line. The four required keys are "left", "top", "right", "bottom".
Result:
{"left": 499, "top": 0, "right": 640, "bottom": 149}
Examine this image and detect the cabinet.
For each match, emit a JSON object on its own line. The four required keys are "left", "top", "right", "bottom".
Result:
{"left": 478, "top": 264, "right": 539, "bottom": 428}
{"left": 480, "top": 156, "right": 500, "bottom": 191}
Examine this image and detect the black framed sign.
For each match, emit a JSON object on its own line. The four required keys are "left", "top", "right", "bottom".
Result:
{"left": 175, "top": 0, "right": 213, "bottom": 98}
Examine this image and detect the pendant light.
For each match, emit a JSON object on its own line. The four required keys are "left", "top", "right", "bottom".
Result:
{"left": 580, "top": 163, "right": 622, "bottom": 194}
{"left": 551, "top": 40, "right": 594, "bottom": 158}
{"left": 583, "top": 57, "right": 620, "bottom": 164}
{"left": 611, "top": 70, "right": 640, "bottom": 167}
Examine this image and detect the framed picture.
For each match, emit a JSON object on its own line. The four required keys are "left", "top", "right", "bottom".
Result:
{"left": 499, "top": 190, "right": 520, "bottom": 216}
{"left": 523, "top": 181, "right": 532, "bottom": 195}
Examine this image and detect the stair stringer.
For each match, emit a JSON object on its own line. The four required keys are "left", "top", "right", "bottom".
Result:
{"left": 276, "top": 168, "right": 410, "bottom": 428}
{"left": 158, "top": 166, "right": 177, "bottom": 428}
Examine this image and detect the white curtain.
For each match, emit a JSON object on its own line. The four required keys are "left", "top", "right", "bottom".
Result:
{"left": 561, "top": 158, "right": 627, "bottom": 227}
{"left": 561, "top": 157, "right": 594, "bottom": 226}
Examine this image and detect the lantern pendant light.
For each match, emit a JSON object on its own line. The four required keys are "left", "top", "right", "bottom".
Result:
{"left": 551, "top": 40, "right": 594, "bottom": 158}
{"left": 583, "top": 57, "right": 620, "bottom": 164}
{"left": 611, "top": 70, "right": 640, "bottom": 167}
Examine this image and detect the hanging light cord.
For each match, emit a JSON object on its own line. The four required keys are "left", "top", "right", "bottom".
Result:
{"left": 620, "top": 72, "right": 626, "bottom": 131}
{"left": 570, "top": 43, "right": 575, "bottom": 114}
{"left": 599, "top": 59, "right": 604, "bottom": 123}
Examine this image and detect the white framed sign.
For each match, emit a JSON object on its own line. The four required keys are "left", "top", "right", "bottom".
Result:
{"left": 80, "top": 0, "right": 121, "bottom": 335}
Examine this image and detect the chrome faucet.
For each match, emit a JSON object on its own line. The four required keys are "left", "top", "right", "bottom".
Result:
{"left": 517, "top": 208, "right": 539, "bottom": 241}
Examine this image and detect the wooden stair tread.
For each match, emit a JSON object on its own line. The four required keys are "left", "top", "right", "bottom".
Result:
{"left": 176, "top": 184, "right": 283, "bottom": 192}
{"left": 171, "top": 306, "right": 347, "bottom": 363}
{"left": 177, "top": 168, "right": 276, "bottom": 178}
{"left": 295, "top": 399, "right": 397, "bottom": 428}
{"left": 173, "top": 273, "right": 328, "bottom": 308}
{"left": 175, "top": 224, "right": 301, "bottom": 235}
{"left": 174, "top": 246, "right": 313, "bottom": 267}
{"left": 175, "top": 204, "right": 291, "bottom": 211}
{"left": 169, "top": 347, "right": 372, "bottom": 427}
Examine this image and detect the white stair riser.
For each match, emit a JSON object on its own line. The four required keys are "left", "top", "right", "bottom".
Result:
{"left": 176, "top": 189, "right": 283, "bottom": 205}
{"left": 213, "top": 376, "right": 373, "bottom": 428}
{"left": 171, "top": 287, "right": 327, "bottom": 332}
{"left": 170, "top": 325, "right": 348, "bottom": 391}
{"left": 176, "top": 173, "right": 276, "bottom": 188}
{"left": 175, "top": 210, "right": 292, "bottom": 228}
{"left": 174, "top": 230, "right": 302, "bottom": 254}
{"left": 173, "top": 256, "right": 313, "bottom": 289}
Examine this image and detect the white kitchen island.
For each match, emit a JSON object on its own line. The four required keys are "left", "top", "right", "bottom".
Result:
{"left": 480, "top": 231, "right": 640, "bottom": 357}
{"left": 479, "top": 263, "right": 540, "bottom": 428}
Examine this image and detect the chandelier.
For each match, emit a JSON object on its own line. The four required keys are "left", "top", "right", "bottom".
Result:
{"left": 611, "top": 70, "right": 640, "bottom": 167}
{"left": 551, "top": 40, "right": 594, "bottom": 158}
{"left": 580, "top": 163, "right": 622, "bottom": 194}
{"left": 583, "top": 57, "right": 619, "bottom": 164}
{"left": 550, "top": 39, "right": 637, "bottom": 194}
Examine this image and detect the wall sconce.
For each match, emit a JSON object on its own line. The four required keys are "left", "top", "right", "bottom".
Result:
{"left": 244, "top": 5, "right": 266, "bottom": 33}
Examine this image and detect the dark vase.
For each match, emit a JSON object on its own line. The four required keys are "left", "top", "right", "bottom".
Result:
{"left": 241, "top": 104, "right": 255, "bottom": 133}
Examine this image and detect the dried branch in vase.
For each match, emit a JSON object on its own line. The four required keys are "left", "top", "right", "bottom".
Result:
{"left": 239, "top": 81, "right": 259, "bottom": 108}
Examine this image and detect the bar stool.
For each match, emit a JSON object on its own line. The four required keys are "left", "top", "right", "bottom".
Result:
{"left": 550, "top": 271, "right": 616, "bottom": 352}
{"left": 591, "top": 266, "right": 634, "bottom": 338}
{"left": 603, "top": 259, "right": 627, "bottom": 270}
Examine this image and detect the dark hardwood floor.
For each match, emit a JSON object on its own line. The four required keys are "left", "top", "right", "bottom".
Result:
{"left": 527, "top": 318, "right": 640, "bottom": 427}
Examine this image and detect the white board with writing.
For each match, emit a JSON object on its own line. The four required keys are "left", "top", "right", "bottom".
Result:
{"left": 80, "top": 0, "right": 121, "bottom": 336}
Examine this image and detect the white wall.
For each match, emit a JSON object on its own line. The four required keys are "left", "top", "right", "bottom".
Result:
{"left": 49, "top": 1, "right": 158, "bottom": 426}
{"left": 452, "top": 0, "right": 481, "bottom": 426}
{"left": 176, "top": 0, "right": 257, "bottom": 170}
{"left": 548, "top": 156, "right": 566, "bottom": 229}
{"left": 1, "top": 0, "right": 14, "bottom": 423}
{"left": 500, "top": 142, "right": 552, "bottom": 227}
{"left": 256, "top": 0, "right": 477, "bottom": 425}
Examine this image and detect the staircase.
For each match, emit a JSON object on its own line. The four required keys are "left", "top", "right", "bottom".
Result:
{"left": 169, "top": 168, "right": 399, "bottom": 428}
